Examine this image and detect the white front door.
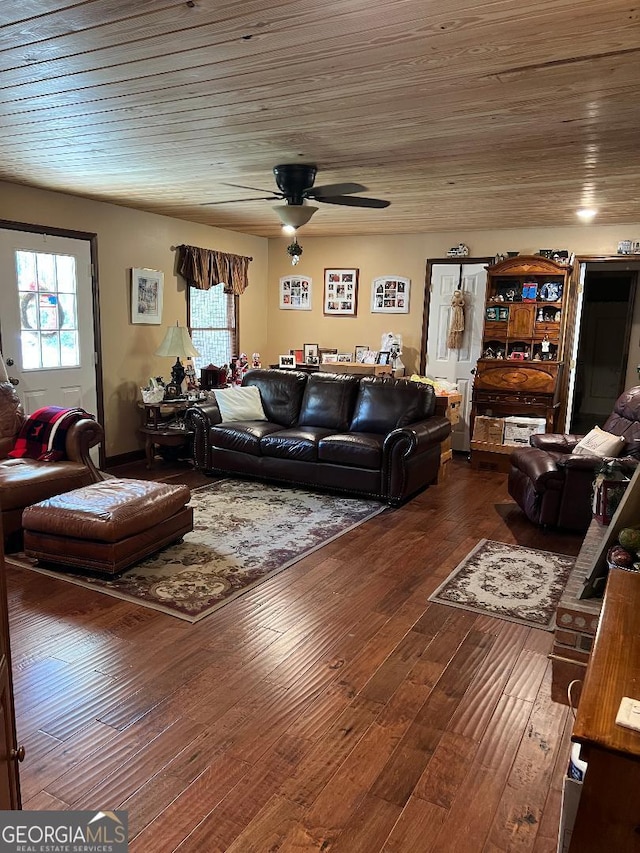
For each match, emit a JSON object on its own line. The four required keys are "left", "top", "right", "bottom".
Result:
{"left": 0, "top": 230, "right": 98, "bottom": 421}
{"left": 425, "top": 261, "right": 488, "bottom": 451}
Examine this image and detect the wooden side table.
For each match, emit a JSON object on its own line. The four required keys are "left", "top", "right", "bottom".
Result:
{"left": 140, "top": 400, "right": 189, "bottom": 428}
{"left": 138, "top": 425, "right": 194, "bottom": 469}
{"left": 138, "top": 400, "right": 194, "bottom": 468}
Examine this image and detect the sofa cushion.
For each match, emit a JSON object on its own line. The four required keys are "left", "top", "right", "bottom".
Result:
{"left": 210, "top": 422, "right": 282, "bottom": 456}
{"left": 243, "top": 369, "right": 307, "bottom": 427}
{"left": 350, "top": 377, "right": 433, "bottom": 434}
{"left": 298, "top": 373, "right": 360, "bottom": 430}
{"left": 214, "top": 385, "right": 267, "bottom": 422}
{"left": 571, "top": 426, "right": 625, "bottom": 458}
{"left": 602, "top": 385, "right": 640, "bottom": 457}
{"left": 318, "top": 432, "right": 383, "bottom": 469}
{"left": 260, "top": 427, "right": 333, "bottom": 461}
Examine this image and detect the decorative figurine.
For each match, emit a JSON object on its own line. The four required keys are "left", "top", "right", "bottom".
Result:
{"left": 541, "top": 336, "right": 551, "bottom": 360}
{"left": 446, "top": 243, "right": 470, "bottom": 258}
{"left": 252, "top": 352, "right": 261, "bottom": 368}
{"left": 184, "top": 359, "right": 199, "bottom": 392}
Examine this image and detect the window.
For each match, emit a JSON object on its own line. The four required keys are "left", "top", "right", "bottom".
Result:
{"left": 16, "top": 250, "right": 79, "bottom": 370}
{"left": 187, "top": 285, "right": 238, "bottom": 373}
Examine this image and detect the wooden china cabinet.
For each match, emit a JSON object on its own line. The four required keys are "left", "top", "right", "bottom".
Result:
{"left": 470, "top": 255, "right": 573, "bottom": 470}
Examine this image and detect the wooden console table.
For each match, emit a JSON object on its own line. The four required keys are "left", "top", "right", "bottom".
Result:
{"left": 568, "top": 568, "right": 640, "bottom": 852}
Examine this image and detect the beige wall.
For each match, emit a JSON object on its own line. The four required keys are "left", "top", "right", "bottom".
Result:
{"left": 2, "top": 176, "right": 639, "bottom": 458}
{"left": 267, "top": 225, "right": 640, "bottom": 379}
{"left": 0, "top": 181, "right": 268, "bottom": 457}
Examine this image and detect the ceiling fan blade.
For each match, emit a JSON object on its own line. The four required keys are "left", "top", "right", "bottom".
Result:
{"left": 307, "top": 182, "right": 367, "bottom": 197}
{"left": 201, "top": 195, "right": 278, "bottom": 206}
{"left": 223, "top": 181, "right": 278, "bottom": 194}
{"left": 313, "top": 194, "right": 390, "bottom": 208}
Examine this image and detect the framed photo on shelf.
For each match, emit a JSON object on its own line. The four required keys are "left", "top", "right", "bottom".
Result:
{"left": 279, "top": 275, "right": 312, "bottom": 310}
{"left": 279, "top": 354, "right": 295, "bottom": 368}
{"left": 354, "top": 345, "right": 369, "bottom": 363}
{"left": 303, "top": 343, "right": 319, "bottom": 365}
{"left": 337, "top": 352, "right": 353, "bottom": 362}
{"left": 324, "top": 269, "right": 359, "bottom": 316}
{"left": 371, "top": 276, "right": 410, "bottom": 313}
{"left": 321, "top": 352, "right": 338, "bottom": 364}
{"left": 131, "top": 268, "right": 164, "bottom": 324}
{"left": 289, "top": 349, "right": 304, "bottom": 364}
{"left": 319, "top": 348, "right": 338, "bottom": 364}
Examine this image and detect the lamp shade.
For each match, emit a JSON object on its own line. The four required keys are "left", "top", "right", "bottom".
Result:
{"left": 273, "top": 204, "right": 318, "bottom": 229}
{"left": 155, "top": 324, "right": 200, "bottom": 358}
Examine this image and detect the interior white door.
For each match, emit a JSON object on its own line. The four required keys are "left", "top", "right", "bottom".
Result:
{"left": 0, "top": 230, "right": 98, "bottom": 420}
{"left": 426, "top": 262, "right": 488, "bottom": 451}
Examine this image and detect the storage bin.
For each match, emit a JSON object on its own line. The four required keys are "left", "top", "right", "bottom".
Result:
{"left": 472, "top": 416, "right": 505, "bottom": 444}
{"left": 503, "top": 415, "right": 546, "bottom": 445}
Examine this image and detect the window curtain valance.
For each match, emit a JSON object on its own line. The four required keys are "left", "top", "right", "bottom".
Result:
{"left": 177, "top": 244, "right": 252, "bottom": 295}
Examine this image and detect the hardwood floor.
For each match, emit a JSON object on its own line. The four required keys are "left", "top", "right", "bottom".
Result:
{"left": 6, "top": 456, "right": 584, "bottom": 851}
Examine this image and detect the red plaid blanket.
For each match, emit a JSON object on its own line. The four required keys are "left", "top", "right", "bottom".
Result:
{"left": 8, "top": 406, "right": 90, "bottom": 462}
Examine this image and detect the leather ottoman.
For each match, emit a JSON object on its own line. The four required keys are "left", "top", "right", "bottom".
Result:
{"left": 22, "top": 478, "right": 193, "bottom": 576}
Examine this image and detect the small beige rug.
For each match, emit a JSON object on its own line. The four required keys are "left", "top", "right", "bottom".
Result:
{"left": 428, "top": 539, "right": 575, "bottom": 630}
{"left": 7, "top": 480, "right": 385, "bottom": 623}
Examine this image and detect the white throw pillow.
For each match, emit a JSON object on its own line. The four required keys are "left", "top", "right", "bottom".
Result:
{"left": 214, "top": 386, "right": 267, "bottom": 422}
{"left": 571, "top": 426, "right": 625, "bottom": 458}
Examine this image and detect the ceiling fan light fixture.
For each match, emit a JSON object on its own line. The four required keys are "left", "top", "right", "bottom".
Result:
{"left": 273, "top": 204, "right": 318, "bottom": 229}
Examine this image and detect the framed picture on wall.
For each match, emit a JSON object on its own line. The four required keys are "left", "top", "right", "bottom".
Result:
{"left": 323, "top": 269, "right": 359, "bottom": 315}
{"left": 371, "top": 276, "right": 410, "bottom": 313}
{"left": 131, "top": 268, "right": 164, "bottom": 324}
{"left": 279, "top": 275, "right": 312, "bottom": 310}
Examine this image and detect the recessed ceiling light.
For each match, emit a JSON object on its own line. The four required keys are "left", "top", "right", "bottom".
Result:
{"left": 577, "top": 208, "right": 597, "bottom": 221}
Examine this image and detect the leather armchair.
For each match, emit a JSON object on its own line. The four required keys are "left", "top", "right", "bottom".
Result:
{"left": 508, "top": 386, "right": 640, "bottom": 531}
{"left": 0, "top": 382, "right": 104, "bottom": 546}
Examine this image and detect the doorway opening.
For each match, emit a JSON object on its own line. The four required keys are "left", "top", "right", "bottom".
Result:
{"left": 569, "top": 267, "right": 636, "bottom": 434}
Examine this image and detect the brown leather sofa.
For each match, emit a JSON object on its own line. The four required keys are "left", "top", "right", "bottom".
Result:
{"left": 508, "top": 386, "right": 640, "bottom": 531}
{"left": 186, "top": 369, "right": 450, "bottom": 505}
{"left": 0, "top": 382, "right": 104, "bottom": 545}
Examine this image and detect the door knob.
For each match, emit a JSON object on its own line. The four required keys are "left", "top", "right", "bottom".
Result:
{"left": 8, "top": 377, "right": 19, "bottom": 386}
{"left": 10, "top": 745, "right": 25, "bottom": 762}
{"left": 5, "top": 358, "right": 13, "bottom": 366}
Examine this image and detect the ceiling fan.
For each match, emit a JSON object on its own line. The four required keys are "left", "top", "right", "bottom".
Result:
{"left": 202, "top": 164, "right": 390, "bottom": 228}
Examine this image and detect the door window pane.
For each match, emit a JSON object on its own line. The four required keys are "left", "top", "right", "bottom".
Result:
{"left": 15, "top": 250, "right": 79, "bottom": 369}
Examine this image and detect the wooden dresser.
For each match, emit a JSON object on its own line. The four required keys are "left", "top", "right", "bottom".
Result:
{"left": 568, "top": 568, "right": 640, "bottom": 852}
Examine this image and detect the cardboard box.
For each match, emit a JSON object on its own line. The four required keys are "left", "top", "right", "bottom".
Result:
{"left": 472, "top": 416, "right": 504, "bottom": 445}
{"left": 503, "top": 415, "right": 546, "bottom": 445}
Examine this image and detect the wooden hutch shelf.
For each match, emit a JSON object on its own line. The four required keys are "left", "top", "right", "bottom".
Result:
{"left": 471, "top": 255, "right": 573, "bottom": 469}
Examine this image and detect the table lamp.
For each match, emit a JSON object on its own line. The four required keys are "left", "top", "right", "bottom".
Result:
{"left": 155, "top": 322, "right": 201, "bottom": 390}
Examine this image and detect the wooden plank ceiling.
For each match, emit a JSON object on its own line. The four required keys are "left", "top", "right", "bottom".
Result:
{"left": 0, "top": 0, "right": 638, "bottom": 237}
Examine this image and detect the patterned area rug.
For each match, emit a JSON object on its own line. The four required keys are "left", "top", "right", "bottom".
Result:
{"left": 428, "top": 539, "right": 575, "bottom": 630}
{"left": 7, "top": 480, "right": 384, "bottom": 623}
